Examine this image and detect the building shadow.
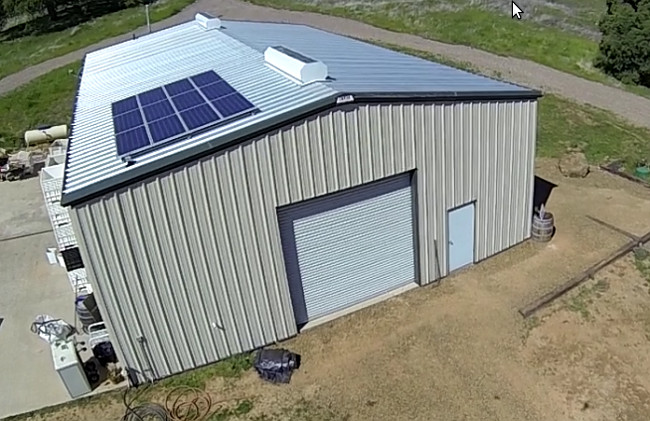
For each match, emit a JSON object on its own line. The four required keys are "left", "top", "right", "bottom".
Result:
{"left": 533, "top": 175, "right": 557, "bottom": 213}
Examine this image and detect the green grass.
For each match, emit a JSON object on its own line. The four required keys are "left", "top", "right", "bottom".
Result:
{"left": 538, "top": 95, "right": 650, "bottom": 169}
{"left": 0, "top": 0, "right": 195, "bottom": 80}
{"left": 208, "top": 399, "right": 254, "bottom": 420}
{"left": 158, "top": 353, "right": 254, "bottom": 390}
{"left": 0, "top": 61, "right": 79, "bottom": 151}
{"left": 633, "top": 247, "right": 650, "bottom": 294}
{"left": 244, "top": 0, "right": 650, "bottom": 98}
{"left": 522, "top": 315, "right": 542, "bottom": 342}
{"left": 566, "top": 279, "right": 609, "bottom": 319}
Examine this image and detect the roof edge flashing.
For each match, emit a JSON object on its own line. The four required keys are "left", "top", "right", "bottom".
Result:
{"left": 264, "top": 46, "right": 328, "bottom": 84}
{"left": 195, "top": 13, "right": 221, "bottom": 30}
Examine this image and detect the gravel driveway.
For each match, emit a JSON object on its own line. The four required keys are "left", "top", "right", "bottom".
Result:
{"left": 2, "top": 0, "right": 650, "bottom": 130}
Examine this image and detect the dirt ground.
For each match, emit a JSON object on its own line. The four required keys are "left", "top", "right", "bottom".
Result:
{"left": 13, "top": 158, "right": 650, "bottom": 421}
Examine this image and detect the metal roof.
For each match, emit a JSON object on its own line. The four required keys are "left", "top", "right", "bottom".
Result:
{"left": 61, "top": 17, "right": 539, "bottom": 206}
{"left": 222, "top": 21, "right": 530, "bottom": 95}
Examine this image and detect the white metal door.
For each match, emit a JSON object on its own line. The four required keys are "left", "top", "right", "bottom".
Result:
{"left": 278, "top": 174, "right": 416, "bottom": 325}
{"left": 447, "top": 202, "right": 476, "bottom": 272}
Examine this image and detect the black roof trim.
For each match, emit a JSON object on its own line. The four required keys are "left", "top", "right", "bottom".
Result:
{"left": 61, "top": 56, "right": 87, "bottom": 206}
{"left": 352, "top": 89, "right": 543, "bottom": 101}
{"left": 61, "top": 92, "right": 542, "bottom": 207}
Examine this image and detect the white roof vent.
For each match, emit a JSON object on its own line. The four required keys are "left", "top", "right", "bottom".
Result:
{"left": 195, "top": 13, "right": 221, "bottom": 30}
{"left": 264, "top": 45, "right": 328, "bottom": 84}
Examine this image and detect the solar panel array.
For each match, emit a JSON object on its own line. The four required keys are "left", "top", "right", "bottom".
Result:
{"left": 111, "top": 71, "right": 257, "bottom": 159}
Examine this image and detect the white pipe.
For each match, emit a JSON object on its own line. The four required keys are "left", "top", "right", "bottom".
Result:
{"left": 24, "top": 125, "right": 68, "bottom": 146}
{"left": 146, "top": 4, "right": 151, "bottom": 33}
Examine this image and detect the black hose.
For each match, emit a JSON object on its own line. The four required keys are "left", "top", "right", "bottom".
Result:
{"left": 121, "top": 385, "right": 169, "bottom": 421}
{"left": 122, "top": 403, "right": 169, "bottom": 421}
{"left": 121, "top": 382, "right": 248, "bottom": 421}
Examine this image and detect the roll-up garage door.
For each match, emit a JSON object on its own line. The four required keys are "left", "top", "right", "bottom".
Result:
{"left": 278, "top": 173, "right": 416, "bottom": 325}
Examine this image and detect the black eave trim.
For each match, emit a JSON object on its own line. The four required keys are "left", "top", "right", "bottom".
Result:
{"left": 354, "top": 89, "right": 543, "bottom": 101}
{"left": 61, "top": 55, "right": 86, "bottom": 205}
{"left": 61, "top": 91, "right": 542, "bottom": 207}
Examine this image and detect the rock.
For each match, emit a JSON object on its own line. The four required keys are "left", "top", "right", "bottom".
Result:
{"left": 0, "top": 148, "right": 6, "bottom": 158}
{"left": 558, "top": 152, "right": 589, "bottom": 178}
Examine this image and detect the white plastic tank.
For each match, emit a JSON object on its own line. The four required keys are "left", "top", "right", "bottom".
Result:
{"left": 24, "top": 125, "right": 68, "bottom": 147}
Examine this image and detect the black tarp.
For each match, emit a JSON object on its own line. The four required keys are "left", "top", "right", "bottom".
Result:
{"left": 254, "top": 348, "right": 301, "bottom": 384}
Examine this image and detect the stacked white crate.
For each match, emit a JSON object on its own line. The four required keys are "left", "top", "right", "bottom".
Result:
{"left": 40, "top": 165, "right": 92, "bottom": 295}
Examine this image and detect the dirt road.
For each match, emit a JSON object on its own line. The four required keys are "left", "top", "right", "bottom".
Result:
{"left": 2, "top": 0, "right": 650, "bottom": 130}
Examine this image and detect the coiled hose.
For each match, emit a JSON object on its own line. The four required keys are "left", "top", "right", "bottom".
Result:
{"left": 122, "top": 385, "right": 170, "bottom": 421}
{"left": 122, "top": 384, "right": 247, "bottom": 421}
{"left": 165, "top": 386, "right": 212, "bottom": 421}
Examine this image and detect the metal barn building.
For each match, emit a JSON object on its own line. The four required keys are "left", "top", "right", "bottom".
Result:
{"left": 62, "top": 13, "right": 541, "bottom": 382}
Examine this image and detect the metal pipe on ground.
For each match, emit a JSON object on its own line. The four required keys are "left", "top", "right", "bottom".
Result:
{"left": 518, "top": 229, "right": 650, "bottom": 318}
{"left": 600, "top": 165, "right": 650, "bottom": 189}
{"left": 585, "top": 215, "right": 638, "bottom": 241}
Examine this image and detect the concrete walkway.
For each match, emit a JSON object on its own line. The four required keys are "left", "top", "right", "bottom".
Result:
{"left": 1, "top": 0, "right": 650, "bottom": 130}
{"left": 0, "top": 178, "right": 75, "bottom": 419}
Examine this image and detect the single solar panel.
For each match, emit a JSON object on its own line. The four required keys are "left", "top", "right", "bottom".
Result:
{"left": 138, "top": 88, "right": 167, "bottom": 106}
{"left": 142, "top": 100, "right": 175, "bottom": 122}
{"left": 191, "top": 71, "right": 221, "bottom": 87}
{"left": 116, "top": 127, "right": 150, "bottom": 156}
{"left": 112, "top": 97, "right": 139, "bottom": 115}
{"left": 180, "top": 104, "right": 220, "bottom": 130}
{"left": 112, "top": 70, "right": 258, "bottom": 159}
{"left": 171, "top": 90, "right": 205, "bottom": 111}
{"left": 165, "top": 79, "right": 194, "bottom": 97}
{"left": 211, "top": 93, "right": 255, "bottom": 118}
{"left": 113, "top": 110, "right": 144, "bottom": 133}
{"left": 199, "top": 81, "right": 235, "bottom": 101}
{"left": 149, "top": 115, "right": 186, "bottom": 143}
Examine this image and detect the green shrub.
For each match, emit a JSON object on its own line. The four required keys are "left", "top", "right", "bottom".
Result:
{"left": 595, "top": 0, "right": 650, "bottom": 87}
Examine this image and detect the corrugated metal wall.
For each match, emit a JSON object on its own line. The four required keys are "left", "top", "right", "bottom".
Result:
{"left": 70, "top": 99, "right": 537, "bottom": 381}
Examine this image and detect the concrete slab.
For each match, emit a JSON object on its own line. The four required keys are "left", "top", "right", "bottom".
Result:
{"left": 0, "top": 177, "right": 125, "bottom": 419}
{"left": 0, "top": 231, "right": 76, "bottom": 419}
{"left": 0, "top": 177, "right": 52, "bottom": 240}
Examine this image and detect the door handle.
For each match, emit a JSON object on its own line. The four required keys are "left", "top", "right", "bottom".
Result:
{"left": 449, "top": 240, "right": 454, "bottom": 246}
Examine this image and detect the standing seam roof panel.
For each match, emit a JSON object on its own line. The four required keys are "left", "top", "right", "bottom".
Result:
{"left": 221, "top": 21, "right": 530, "bottom": 94}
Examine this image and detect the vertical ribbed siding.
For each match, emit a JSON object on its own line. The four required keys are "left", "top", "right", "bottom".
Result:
{"left": 71, "top": 99, "right": 537, "bottom": 381}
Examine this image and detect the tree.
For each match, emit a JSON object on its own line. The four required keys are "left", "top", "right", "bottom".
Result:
{"left": 0, "top": 2, "right": 7, "bottom": 29}
{"left": 595, "top": 0, "right": 650, "bottom": 88}
{"left": 2, "top": 0, "right": 67, "bottom": 20}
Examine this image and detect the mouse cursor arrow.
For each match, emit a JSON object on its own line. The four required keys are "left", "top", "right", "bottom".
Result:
{"left": 512, "top": 1, "right": 523, "bottom": 19}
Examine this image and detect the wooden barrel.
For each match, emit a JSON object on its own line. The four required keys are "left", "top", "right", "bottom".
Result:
{"left": 532, "top": 212, "right": 554, "bottom": 242}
